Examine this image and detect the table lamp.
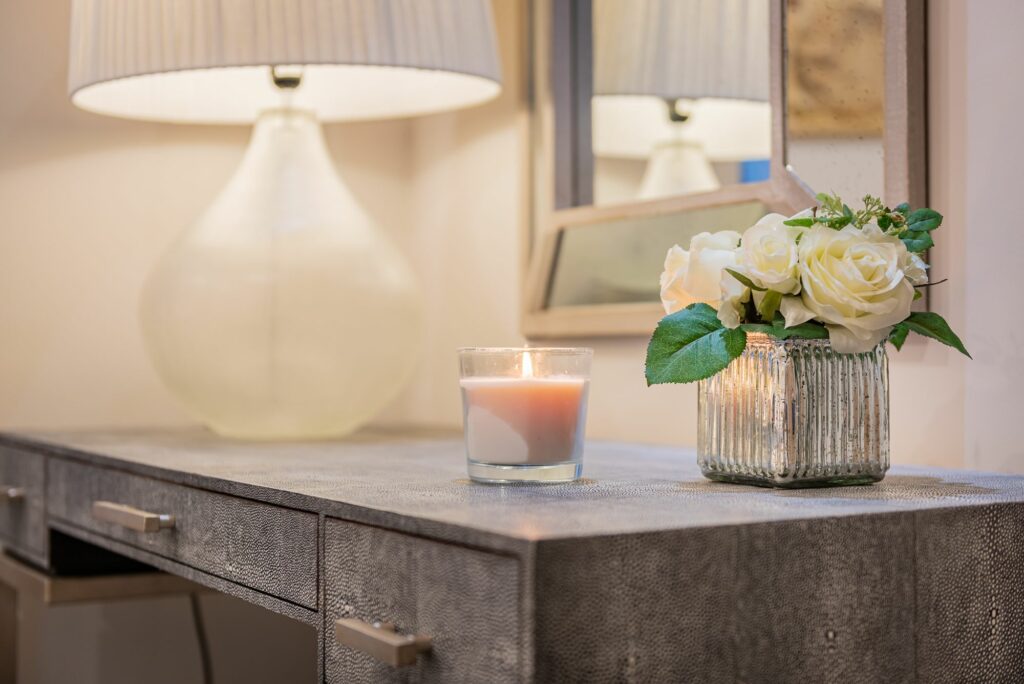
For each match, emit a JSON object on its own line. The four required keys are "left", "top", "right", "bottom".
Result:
{"left": 67, "top": 0, "right": 501, "bottom": 440}
{"left": 593, "top": 0, "right": 770, "bottom": 199}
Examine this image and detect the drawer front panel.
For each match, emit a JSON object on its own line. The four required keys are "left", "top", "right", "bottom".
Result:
{"left": 0, "top": 446, "right": 46, "bottom": 558}
{"left": 325, "top": 519, "right": 521, "bottom": 683}
{"left": 47, "top": 457, "right": 318, "bottom": 609}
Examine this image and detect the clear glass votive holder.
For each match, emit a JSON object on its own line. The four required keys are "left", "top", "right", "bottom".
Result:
{"left": 458, "top": 347, "right": 592, "bottom": 484}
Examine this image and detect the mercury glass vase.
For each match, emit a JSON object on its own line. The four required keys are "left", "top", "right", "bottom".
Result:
{"left": 698, "top": 333, "right": 889, "bottom": 487}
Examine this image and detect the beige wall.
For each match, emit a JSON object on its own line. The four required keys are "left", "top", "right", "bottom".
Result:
{"left": 0, "top": 0, "right": 1016, "bottom": 475}
{"left": 0, "top": 0, "right": 522, "bottom": 438}
{"left": 0, "top": 0, "right": 414, "bottom": 433}
{"left": 0, "top": 2, "right": 394, "bottom": 682}
{"left": 18, "top": 593, "right": 316, "bottom": 684}
{"left": 375, "top": 0, "right": 528, "bottom": 427}
{"left": 382, "top": 0, "right": 1018, "bottom": 477}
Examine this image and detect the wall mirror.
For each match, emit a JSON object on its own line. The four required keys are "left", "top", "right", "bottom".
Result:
{"left": 524, "top": 0, "right": 926, "bottom": 338}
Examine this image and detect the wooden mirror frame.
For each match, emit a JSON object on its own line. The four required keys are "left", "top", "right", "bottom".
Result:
{"left": 522, "top": 0, "right": 927, "bottom": 339}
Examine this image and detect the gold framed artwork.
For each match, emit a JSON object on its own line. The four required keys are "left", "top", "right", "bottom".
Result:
{"left": 786, "top": 0, "right": 885, "bottom": 138}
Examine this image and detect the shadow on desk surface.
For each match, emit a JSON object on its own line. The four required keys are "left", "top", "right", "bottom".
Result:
{"left": 680, "top": 474, "right": 996, "bottom": 499}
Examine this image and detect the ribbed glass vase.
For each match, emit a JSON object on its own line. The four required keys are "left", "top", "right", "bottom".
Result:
{"left": 698, "top": 333, "right": 889, "bottom": 487}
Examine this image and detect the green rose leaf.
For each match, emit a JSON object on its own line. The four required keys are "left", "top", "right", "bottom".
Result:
{"left": 758, "top": 290, "right": 783, "bottom": 321}
{"left": 902, "top": 312, "right": 971, "bottom": 358}
{"left": 783, "top": 217, "right": 814, "bottom": 227}
{"left": 724, "top": 268, "right": 766, "bottom": 291}
{"left": 906, "top": 208, "right": 943, "bottom": 232}
{"left": 889, "top": 323, "right": 910, "bottom": 350}
{"left": 741, "top": 317, "right": 830, "bottom": 340}
{"left": 901, "top": 231, "right": 934, "bottom": 253}
{"left": 645, "top": 303, "right": 747, "bottom": 385}
{"left": 895, "top": 202, "right": 911, "bottom": 216}
{"left": 779, "top": 322, "right": 830, "bottom": 339}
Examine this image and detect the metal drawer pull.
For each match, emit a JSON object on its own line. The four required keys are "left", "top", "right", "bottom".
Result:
{"left": 1, "top": 486, "right": 25, "bottom": 501}
{"left": 92, "top": 501, "right": 175, "bottom": 532}
{"left": 335, "top": 618, "right": 432, "bottom": 667}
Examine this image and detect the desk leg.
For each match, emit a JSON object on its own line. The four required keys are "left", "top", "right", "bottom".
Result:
{"left": 0, "top": 578, "right": 15, "bottom": 683}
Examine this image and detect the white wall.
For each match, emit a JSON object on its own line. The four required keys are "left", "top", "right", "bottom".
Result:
{"left": 962, "top": 0, "right": 1024, "bottom": 471}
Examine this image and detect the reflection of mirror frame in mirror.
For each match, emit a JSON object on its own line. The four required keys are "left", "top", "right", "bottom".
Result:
{"left": 523, "top": 0, "right": 928, "bottom": 339}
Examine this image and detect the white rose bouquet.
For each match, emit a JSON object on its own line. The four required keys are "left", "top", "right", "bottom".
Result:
{"left": 646, "top": 193, "right": 970, "bottom": 385}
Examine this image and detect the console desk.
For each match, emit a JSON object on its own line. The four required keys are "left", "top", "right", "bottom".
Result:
{"left": 1, "top": 429, "right": 1023, "bottom": 682}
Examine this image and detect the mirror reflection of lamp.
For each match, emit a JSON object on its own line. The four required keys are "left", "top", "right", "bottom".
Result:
{"left": 637, "top": 99, "right": 719, "bottom": 198}
{"left": 592, "top": 0, "right": 771, "bottom": 200}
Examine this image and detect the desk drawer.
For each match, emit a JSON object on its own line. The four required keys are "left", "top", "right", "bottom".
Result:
{"left": 0, "top": 446, "right": 46, "bottom": 558}
{"left": 324, "top": 519, "right": 521, "bottom": 683}
{"left": 47, "top": 458, "right": 318, "bottom": 609}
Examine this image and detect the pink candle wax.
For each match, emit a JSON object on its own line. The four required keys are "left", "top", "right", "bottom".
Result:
{"left": 459, "top": 376, "right": 589, "bottom": 465}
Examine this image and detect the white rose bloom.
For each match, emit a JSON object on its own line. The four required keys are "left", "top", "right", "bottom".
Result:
{"left": 659, "top": 245, "right": 691, "bottom": 314}
{"left": 903, "top": 251, "right": 929, "bottom": 285}
{"left": 659, "top": 230, "right": 741, "bottom": 314}
{"left": 716, "top": 271, "right": 751, "bottom": 328}
{"left": 735, "top": 211, "right": 807, "bottom": 294}
{"left": 782, "top": 224, "right": 916, "bottom": 353}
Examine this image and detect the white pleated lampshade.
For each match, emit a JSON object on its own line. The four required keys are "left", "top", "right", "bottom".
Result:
{"left": 593, "top": 0, "right": 769, "bottom": 102}
{"left": 68, "top": 0, "right": 502, "bottom": 123}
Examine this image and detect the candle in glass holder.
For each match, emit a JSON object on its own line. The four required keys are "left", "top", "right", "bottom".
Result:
{"left": 458, "top": 347, "right": 592, "bottom": 483}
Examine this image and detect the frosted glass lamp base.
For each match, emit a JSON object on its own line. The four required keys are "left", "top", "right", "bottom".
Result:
{"left": 638, "top": 138, "right": 720, "bottom": 200}
{"left": 698, "top": 333, "right": 890, "bottom": 488}
{"left": 140, "top": 109, "right": 421, "bottom": 440}
{"left": 467, "top": 461, "right": 583, "bottom": 484}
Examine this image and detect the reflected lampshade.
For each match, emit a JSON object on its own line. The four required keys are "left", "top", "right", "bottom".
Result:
{"left": 593, "top": 0, "right": 769, "bottom": 102}
{"left": 591, "top": 0, "right": 771, "bottom": 183}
